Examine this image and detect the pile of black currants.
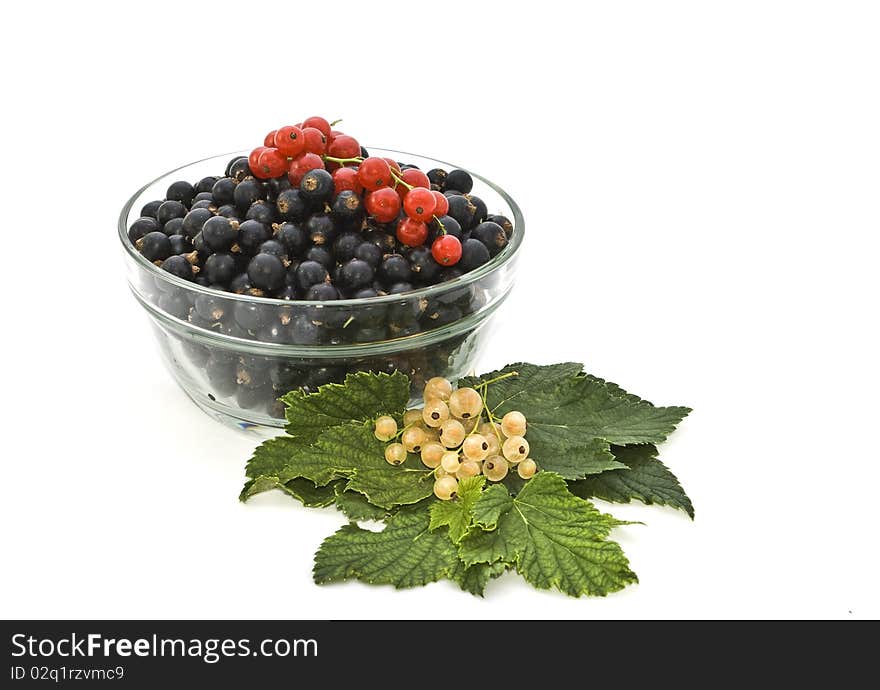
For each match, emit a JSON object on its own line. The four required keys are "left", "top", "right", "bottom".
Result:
{"left": 126, "top": 117, "right": 517, "bottom": 419}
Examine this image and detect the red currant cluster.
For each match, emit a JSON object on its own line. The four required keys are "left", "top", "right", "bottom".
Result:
{"left": 247, "top": 116, "right": 463, "bottom": 266}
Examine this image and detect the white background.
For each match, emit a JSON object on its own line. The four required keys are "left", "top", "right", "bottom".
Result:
{"left": 1, "top": 0, "right": 878, "bottom": 620}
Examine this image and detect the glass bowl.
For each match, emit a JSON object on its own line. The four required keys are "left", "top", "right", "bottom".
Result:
{"left": 118, "top": 149, "right": 524, "bottom": 433}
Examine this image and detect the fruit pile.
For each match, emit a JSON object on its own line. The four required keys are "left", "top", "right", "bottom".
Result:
{"left": 128, "top": 116, "right": 514, "bottom": 302}
{"left": 373, "top": 375, "right": 538, "bottom": 500}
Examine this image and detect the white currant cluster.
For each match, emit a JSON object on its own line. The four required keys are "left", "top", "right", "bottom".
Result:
{"left": 373, "top": 375, "right": 538, "bottom": 501}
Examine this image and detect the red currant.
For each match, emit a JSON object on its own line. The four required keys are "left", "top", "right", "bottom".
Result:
{"left": 288, "top": 152, "right": 324, "bottom": 185}
{"left": 333, "top": 167, "right": 363, "bottom": 195}
{"left": 432, "top": 190, "right": 449, "bottom": 217}
{"left": 432, "top": 234, "right": 462, "bottom": 266}
{"left": 263, "top": 130, "right": 277, "bottom": 147}
{"left": 302, "top": 127, "right": 327, "bottom": 155}
{"left": 255, "top": 147, "right": 287, "bottom": 179}
{"left": 403, "top": 187, "right": 436, "bottom": 222}
{"left": 248, "top": 146, "right": 267, "bottom": 173}
{"left": 273, "top": 125, "right": 305, "bottom": 157}
{"left": 397, "top": 217, "right": 428, "bottom": 247}
{"left": 327, "top": 134, "right": 360, "bottom": 160}
{"left": 358, "top": 157, "right": 393, "bottom": 191}
{"left": 327, "top": 129, "right": 344, "bottom": 147}
{"left": 384, "top": 158, "right": 402, "bottom": 175}
{"left": 302, "top": 116, "right": 332, "bottom": 138}
{"left": 365, "top": 187, "right": 401, "bottom": 223}
{"left": 402, "top": 168, "right": 430, "bottom": 189}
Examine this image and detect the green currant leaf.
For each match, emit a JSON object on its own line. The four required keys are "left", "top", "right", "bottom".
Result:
{"left": 334, "top": 486, "right": 389, "bottom": 522}
{"left": 429, "top": 476, "right": 486, "bottom": 543}
{"left": 458, "top": 472, "right": 637, "bottom": 597}
{"left": 281, "top": 370, "right": 410, "bottom": 443}
{"left": 313, "top": 504, "right": 458, "bottom": 589}
{"left": 570, "top": 444, "right": 694, "bottom": 518}
{"left": 447, "top": 559, "right": 507, "bottom": 597}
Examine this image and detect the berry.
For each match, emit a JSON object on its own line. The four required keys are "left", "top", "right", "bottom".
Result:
{"left": 305, "top": 245, "right": 334, "bottom": 268}
{"left": 211, "top": 177, "right": 237, "bottom": 205}
{"left": 358, "top": 157, "right": 392, "bottom": 191}
{"left": 288, "top": 153, "right": 324, "bottom": 186}
{"left": 472, "top": 221, "right": 509, "bottom": 256}
{"left": 273, "top": 125, "right": 306, "bottom": 157}
{"left": 433, "top": 476, "right": 458, "bottom": 500}
{"left": 238, "top": 220, "right": 271, "bottom": 252}
{"left": 408, "top": 246, "right": 442, "bottom": 285}
{"left": 234, "top": 178, "right": 267, "bottom": 210}
{"left": 502, "top": 435, "right": 529, "bottom": 463}
{"left": 258, "top": 239, "right": 288, "bottom": 260}
{"left": 166, "top": 180, "right": 195, "bottom": 206}
{"left": 157, "top": 200, "right": 187, "bottom": 227}
{"left": 431, "top": 191, "right": 449, "bottom": 217}
{"left": 338, "top": 259, "right": 374, "bottom": 290}
{"left": 302, "top": 115, "right": 332, "bottom": 138}
{"left": 517, "top": 458, "right": 537, "bottom": 479}
{"left": 299, "top": 168, "right": 334, "bottom": 203}
{"left": 247, "top": 253, "right": 286, "bottom": 291}
{"left": 448, "top": 387, "right": 482, "bottom": 419}
{"left": 501, "top": 411, "right": 527, "bottom": 437}
{"left": 431, "top": 234, "right": 462, "bottom": 266}
{"left": 439, "top": 419, "right": 466, "bottom": 448}
{"left": 380, "top": 254, "right": 412, "bottom": 284}
{"left": 459, "top": 238, "right": 491, "bottom": 272}
{"left": 203, "top": 253, "right": 236, "bottom": 285}
{"left": 332, "top": 167, "right": 363, "bottom": 195}
{"left": 167, "top": 234, "right": 191, "bottom": 255}
{"left": 201, "top": 216, "right": 239, "bottom": 252}
{"left": 305, "top": 213, "right": 337, "bottom": 246}
{"left": 333, "top": 232, "right": 362, "bottom": 263}
{"left": 427, "top": 168, "right": 447, "bottom": 188}
{"left": 424, "top": 377, "right": 453, "bottom": 401}
{"left": 440, "top": 451, "right": 462, "bottom": 474}
{"left": 403, "top": 408, "right": 424, "bottom": 427}
{"left": 422, "top": 399, "right": 450, "bottom": 428}
{"left": 445, "top": 169, "right": 474, "bottom": 194}
{"left": 138, "top": 231, "right": 172, "bottom": 262}
{"left": 402, "top": 426, "right": 427, "bottom": 453}
{"left": 140, "top": 200, "right": 163, "bottom": 219}
{"left": 302, "top": 127, "right": 327, "bottom": 155}
{"left": 365, "top": 187, "right": 401, "bottom": 223}
{"left": 327, "top": 134, "right": 360, "bottom": 159}
{"left": 128, "top": 216, "right": 159, "bottom": 243}
{"left": 374, "top": 415, "right": 398, "bottom": 441}
{"left": 276, "top": 222, "right": 308, "bottom": 255}
{"left": 403, "top": 187, "right": 436, "bottom": 223}
{"left": 420, "top": 442, "right": 445, "bottom": 469}
{"left": 487, "top": 214, "right": 514, "bottom": 237}
{"left": 483, "top": 456, "right": 508, "bottom": 482}
{"left": 228, "top": 158, "right": 252, "bottom": 182}
{"left": 462, "top": 434, "right": 490, "bottom": 462}
{"left": 276, "top": 188, "right": 309, "bottom": 221}
{"left": 457, "top": 460, "right": 482, "bottom": 478}
{"left": 396, "top": 217, "right": 428, "bottom": 247}
{"left": 331, "top": 190, "right": 363, "bottom": 218}
{"left": 182, "top": 208, "right": 213, "bottom": 240}
{"left": 160, "top": 254, "right": 194, "bottom": 280}
{"left": 255, "top": 148, "right": 288, "bottom": 179}
{"left": 385, "top": 443, "right": 407, "bottom": 466}
{"left": 401, "top": 168, "right": 430, "bottom": 189}
{"left": 294, "top": 260, "right": 329, "bottom": 291}
{"left": 263, "top": 130, "right": 277, "bottom": 147}
{"left": 306, "top": 283, "right": 339, "bottom": 301}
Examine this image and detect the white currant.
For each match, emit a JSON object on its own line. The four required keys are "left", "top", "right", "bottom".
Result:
{"left": 433, "top": 476, "right": 458, "bottom": 500}
{"left": 420, "top": 442, "right": 445, "bottom": 469}
{"left": 502, "top": 435, "right": 529, "bottom": 463}
{"left": 439, "top": 419, "right": 466, "bottom": 448}
{"left": 448, "top": 387, "right": 483, "bottom": 420}
{"left": 483, "top": 456, "right": 509, "bottom": 482}
{"left": 501, "top": 411, "right": 527, "bottom": 437}
{"left": 422, "top": 399, "right": 450, "bottom": 428}
{"left": 402, "top": 426, "right": 427, "bottom": 453}
{"left": 440, "top": 451, "right": 462, "bottom": 474}
{"left": 384, "top": 443, "right": 407, "bottom": 466}
{"left": 424, "top": 376, "right": 453, "bottom": 402}
{"left": 462, "top": 434, "right": 490, "bottom": 462}
{"left": 374, "top": 415, "right": 398, "bottom": 442}
{"left": 457, "top": 460, "right": 482, "bottom": 478}
{"left": 517, "top": 458, "right": 537, "bottom": 479}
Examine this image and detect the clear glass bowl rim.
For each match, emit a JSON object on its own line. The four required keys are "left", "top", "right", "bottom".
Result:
{"left": 118, "top": 147, "right": 525, "bottom": 309}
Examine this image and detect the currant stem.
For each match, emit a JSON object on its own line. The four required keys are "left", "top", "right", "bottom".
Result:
{"left": 322, "top": 155, "right": 364, "bottom": 165}
{"left": 477, "top": 371, "right": 519, "bottom": 387}
{"left": 330, "top": 118, "right": 343, "bottom": 127}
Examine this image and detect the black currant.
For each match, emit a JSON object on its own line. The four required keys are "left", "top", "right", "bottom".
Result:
{"left": 158, "top": 291, "right": 191, "bottom": 319}
{"left": 447, "top": 195, "right": 476, "bottom": 231}
{"left": 468, "top": 194, "right": 488, "bottom": 225}
{"left": 234, "top": 178, "right": 267, "bottom": 211}
{"left": 211, "top": 177, "right": 237, "bottom": 205}
{"left": 214, "top": 204, "right": 241, "bottom": 221}
{"left": 237, "top": 220, "right": 271, "bottom": 252}
{"left": 388, "top": 282, "right": 415, "bottom": 294}
{"left": 245, "top": 200, "right": 277, "bottom": 225}
{"left": 276, "top": 189, "right": 310, "bottom": 222}
{"left": 427, "top": 168, "right": 448, "bottom": 188}
{"left": 162, "top": 217, "right": 184, "bottom": 237}
{"left": 380, "top": 254, "right": 413, "bottom": 284}
{"left": 305, "top": 213, "right": 337, "bottom": 246}
{"left": 363, "top": 229, "right": 397, "bottom": 253}
{"left": 204, "top": 253, "right": 236, "bottom": 285}
{"left": 267, "top": 177, "right": 292, "bottom": 200}
{"left": 339, "top": 259, "right": 374, "bottom": 290}
{"left": 190, "top": 199, "right": 215, "bottom": 212}
{"left": 228, "top": 157, "right": 252, "bottom": 182}
{"left": 445, "top": 169, "right": 473, "bottom": 194}
{"left": 157, "top": 200, "right": 187, "bottom": 227}
{"left": 201, "top": 215, "right": 239, "bottom": 252}
{"left": 166, "top": 180, "right": 195, "bottom": 206}
{"left": 290, "top": 315, "right": 322, "bottom": 345}
{"left": 138, "top": 231, "right": 172, "bottom": 262}
{"left": 182, "top": 207, "right": 214, "bottom": 239}
{"left": 195, "top": 176, "right": 219, "bottom": 194}
{"left": 205, "top": 355, "right": 239, "bottom": 397}
{"left": 160, "top": 254, "right": 194, "bottom": 280}
{"left": 295, "top": 260, "right": 329, "bottom": 291}
{"left": 247, "top": 253, "right": 285, "bottom": 291}
{"left": 140, "top": 200, "right": 163, "bottom": 219}
{"left": 299, "top": 168, "right": 334, "bottom": 203}
{"left": 233, "top": 302, "right": 265, "bottom": 331}
{"left": 432, "top": 215, "right": 462, "bottom": 240}
{"left": 275, "top": 222, "right": 308, "bottom": 256}
{"left": 274, "top": 285, "right": 298, "bottom": 300}
{"left": 409, "top": 246, "right": 442, "bottom": 284}
{"left": 354, "top": 241, "right": 383, "bottom": 268}
{"left": 458, "top": 238, "right": 490, "bottom": 272}
{"left": 193, "top": 192, "right": 214, "bottom": 202}
{"left": 331, "top": 190, "right": 363, "bottom": 218}
{"left": 472, "top": 221, "right": 508, "bottom": 256}
{"left": 305, "top": 245, "right": 333, "bottom": 268}
{"left": 258, "top": 239, "right": 288, "bottom": 261}
{"left": 167, "top": 234, "right": 191, "bottom": 255}
{"left": 333, "top": 232, "right": 362, "bottom": 263}
{"left": 194, "top": 293, "right": 226, "bottom": 321}
{"left": 306, "top": 283, "right": 340, "bottom": 301}
{"left": 487, "top": 214, "right": 513, "bottom": 237}
{"left": 229, "top": 273, "right": 253, "bottom": 294}
{"left": 128, "top": 216, "right": 159, "bottom": 243}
